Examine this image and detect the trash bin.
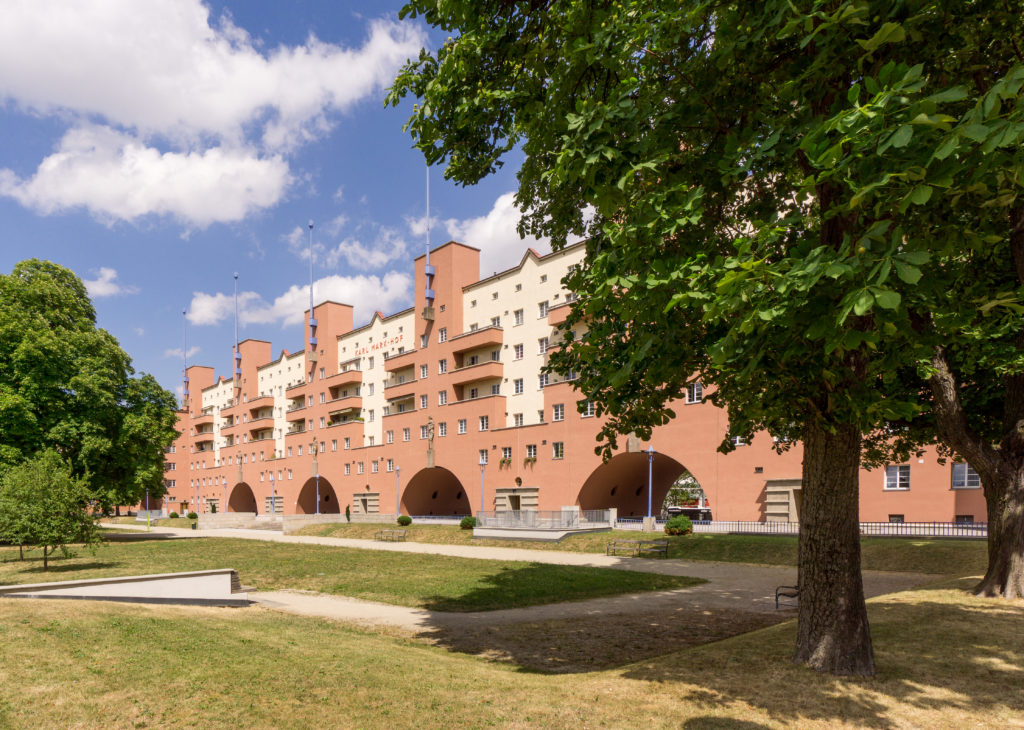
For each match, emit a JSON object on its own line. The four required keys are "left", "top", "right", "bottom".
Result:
{"left": 191, "top": 522, "right": 197, "bottom": 530}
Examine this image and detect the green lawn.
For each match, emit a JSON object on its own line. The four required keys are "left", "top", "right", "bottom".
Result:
{"left": 0, "top": 537, "right": 700, "bottom": 612}
{"left": 295, "top": 522, "right": 988, "bottom": 575}
{"left": 0, "top": 579, "right": 1020, "bottom": 729}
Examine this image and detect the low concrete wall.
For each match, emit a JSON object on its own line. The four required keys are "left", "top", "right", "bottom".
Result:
{"left": 281, "top": 514, "right": 348, "bottom": 534}
{"left": 0, "top": 569, "right": 248, "bottom": 606}
{"left": 473, "top": 526, "right": 611, "bottom": 542}
{"left": 198, "top": 512, "right": 257, "bottom": 529}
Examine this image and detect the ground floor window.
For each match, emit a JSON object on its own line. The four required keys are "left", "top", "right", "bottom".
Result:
{"left": 884, "top": 465, "right": 910, "bottom": 490}
{"left": 951, "top": 463, "right": 981, "bottom": 489}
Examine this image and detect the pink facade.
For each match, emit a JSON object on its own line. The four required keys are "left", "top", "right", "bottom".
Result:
{"left": 158, "top": 241, "right": 987, "bottom": 524}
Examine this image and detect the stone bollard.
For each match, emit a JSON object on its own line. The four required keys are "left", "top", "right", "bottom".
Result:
{"left": 641, "top": 516, "right": 657, "bottom": 533}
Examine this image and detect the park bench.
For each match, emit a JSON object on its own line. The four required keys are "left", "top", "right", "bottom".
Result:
{"left": 775, "top": 584, "right": 799, "bottom": 609}
{"left": 606, "top": 538, "right": 670, "bottom": 558}
{"left": 374, "top": 528, "right": 407, "bottom": 542}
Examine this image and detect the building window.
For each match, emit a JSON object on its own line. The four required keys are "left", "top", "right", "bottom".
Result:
{"left": 526, "top": 444, "right": 537, "bottom": 459}
{"left": 553, "top": 404, "right": 564, "bottom": 421}
{"left": 319, "top": 441, "right": 325, "bottom": 453}
{"left": 888, "top": 514, "right": 904, "bottom": 523}
{"left": 439, "top": 422, "right": 447, "bottom": 437}
{"left": 490, "top": 384, "right": 500, "bottom": 395}
{"left": 884, "top": 465, "right": 911, "bottom": 490}
{"left": 357, "top": 462, "right": 364, "bottom": 475}
{"left": 297, "top": 445, "right": 303, "bottom": 456}
{"left": 420, "top": 425, "right": 429, "bottom": 439}
{"left": 552, "top": 442, "right": 564, "bottom": 459}
{"left": 320, "top": 392, "right": 326, "bottom": 404}
{"left": 686, "top": 382, "right": 703, "bottom": 404}
{"left": 580, "top": 400, "right": 595, "bottom": 417}
{"left": 438, "top": 328, "right": 447, "bottom": 343}
{"left": 539, "top": 373, "right": 549, "bottom": 389}
{"left": 469, "top": 387, "right": 479, "bottom": 399}
{"left": 368, "top": 383, "right": 374, "bottom": 396}
{"left": 538, "top": 337, "right": 549, "bottom": 354}
{"left": 489, "top": 316, "right": 500, "bottom": 328}
{"left": 514, "top": 344, "right": 524, "bottom": 360}
{"left": 402, "top": 428, "right": 410, "bottom": 442}
{"left": 731, "top": 435, "right": 746, "bottom": 447}
{"left": 319, "top": 368, "right": 325, "bottom": 380}
{"left": 952, "top": 463, "right": 981, "bottom": 489}
{"left": 438, "top": 390, "right": 447, "bottom": 405}
{"left": 514, "top": 309, "right": 524, "bottom": 326}
{"left": 458, "top": 419, "right": 467, "bottom": 434}
{"left": 371, "top": 461, "right": 379, "bottom": 473}
{"left": 502, "top": 446, "right": 512, "bottom": 460}
{"left": 344, "top": 437, "right": 350, "bottom": 449}
{"left": 331, "top": 439, "right": 338, "bottom": 452}
{"left": 368, "top": 409, "right": 374, "bottom": 422}
{"left": 420, "top": 334, "right": 428, "bottom": 348}
{"left": 513, "top": 413, "right": 524, "bottom": 427}
{"left": 515, "top": 283, "right": 522, "bottom": 292}
{"left": 955, "top": 514, "right": 975, "bottom": 524}
{"left": 368, "top": 356, "right": 374, "bottom": 369}
{"left": 538, "top": 301, "right": 549, "bottom": 318}
{"left": 514, "top": 378, "right": 524, "bottom": 395}
{"left": 479, "top": 415, "right": 489, "bottom": 431}
{"left": 479, "top": 449, "right": 488, "bottom": 465}
{"left": 345, "top": 464, "right": 351, "bottom": 476}
{"left": 420, "top": 394, "right": 428, "bottom": 410}
{"left": 386, "top": 430, "right": 394, "bottom": 444}
{"left": 420, "top": 364, "right": 428, "bottom": 379}
{"left": 320, "top": 417, "right": 325, "bottom": 428}
{"left": 491, "top": 349, "right": 500, "bottom": 362}
{"left": 540, "top": 274, "right": 547, "bottom": 283}
{"left": 387, "top": 459, "right": 394, "bottom": 472}
{"left": 439, "top": 359, "right": 447, "bottom": 374}
{"left": 537, "top": 409, "right": 545, "bottom": 423}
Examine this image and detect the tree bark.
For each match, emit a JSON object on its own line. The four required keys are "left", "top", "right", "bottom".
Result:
{"left": 794, "top": 420, "right": 875, "bottom": 675}
{"left": 42, "top": 545, "right": 48, "bottom": 570}
{"left": 975, "top": 473, "right": 1024, "bottom": 598}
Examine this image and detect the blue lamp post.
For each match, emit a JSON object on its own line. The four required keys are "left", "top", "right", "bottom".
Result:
{"left": 646, "top": 446, "right": 655, "bottom": 519}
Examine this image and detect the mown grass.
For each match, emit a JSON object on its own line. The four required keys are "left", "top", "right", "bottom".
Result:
{"left": 295, "top": 522, "right": 988, "bottom": 575}
{"left": 0, "top": 538, "right": 700, "bottom": 612}
{"left": 0, "top": 580, "right": 1021, "bottom": 729}
{"left": 104, "top": 516, "right": 196, "bottom": 528}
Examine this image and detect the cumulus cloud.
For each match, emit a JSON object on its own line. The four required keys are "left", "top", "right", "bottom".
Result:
{"left": 0, "top": 1, "right": 426, "bottom": 225}
{"left": 326, "top": 226, "right": 408, "bottom": 270}
{"left": 164, "top": 346, "right": 201, "bottom": 359}
{"left": 187, "top": 272, "right": 412, "bottom": 329}
{"left": 445, "top": 192, "right": 552, "bottom": 276}
{"left": 0, "top": 126, "right": 290, "bottom": 226}
{"left": 82, "top": 266, "right": 138, "bottom": 297}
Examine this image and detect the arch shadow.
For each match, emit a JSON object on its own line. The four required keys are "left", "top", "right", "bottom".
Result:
{"left": 401, "top": 466, "right": 471, "bottom": 516}
{"left": 576, "top": 452, "right": 693, "bottom": 517}
{"left": 296, "top": 476, "right": 340, "bottom": 514}
{"left": 228, "top": 482, "right": 258, "bottom": 513}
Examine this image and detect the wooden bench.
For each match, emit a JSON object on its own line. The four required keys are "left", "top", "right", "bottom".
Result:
{"left": 606, "top": 538, "right": 670, "bottom": 558}
{"left": 374, "top": 528, "right": 407, "bottom": 542}
{"left": 775, "top": 585, "right": 799, "bottom": 609}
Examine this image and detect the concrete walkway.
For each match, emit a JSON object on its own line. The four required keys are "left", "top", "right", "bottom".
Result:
{"left": 100, "top": 522, "right": 937, "bottom": 630}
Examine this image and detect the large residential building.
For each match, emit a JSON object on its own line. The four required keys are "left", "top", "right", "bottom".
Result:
{"left": 159, "top": 240, "right": 987, "bottom": 525}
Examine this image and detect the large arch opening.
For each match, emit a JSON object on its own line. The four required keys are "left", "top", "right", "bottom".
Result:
{"left": 296, "top": 476, "right": 340, "bottom": 514}
{"left": 228, "top": 482, "right": 258, "bottom": 513}
{"left": 401, "top": 466, "right": 471, "bottom": 516}
{"left": 577, "top": 452, "right": 705, "bottom": 518}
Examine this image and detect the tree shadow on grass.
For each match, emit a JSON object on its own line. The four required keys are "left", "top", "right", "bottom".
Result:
{"left": 614, "top": 587, "right": 1024, "bottom": 728}
{"left": 22, "top": 561, "right": 123, "bottom": 575}
{"left": 101, "top": 531, "right": 180, "bottom": 543}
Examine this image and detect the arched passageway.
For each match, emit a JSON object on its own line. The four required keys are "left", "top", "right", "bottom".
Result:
{"left": 400, "top": 466, "right": 471, "bottom": 516}
{"left": 296, "top": 476, "right": 340, "bottom": 514}
{"left": 576, "top": 452, "right": 694, "bottom": 517}
{"left": 228, "top": 482, "right": 258, "bottom": 513}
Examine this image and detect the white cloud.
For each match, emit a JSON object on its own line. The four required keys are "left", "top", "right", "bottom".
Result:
{"left": 187, "top": 272, "right": 412, "bottom": 329}
{"left": 82, "top": 266, "right": 138, "bottom": 297}
{"left": 134, "top": 327, "right": 145, "bottom": 336}
{"left": 163, "top": 346, "right": 201, "bottom": 359}
{"left": 0, "top": 1, "right": 426, "bottom": 225}
{"left": 326, "top": 226, "right": 408, "bottom": 271}
{"left": 0, "top": 126, "right": 290, "bottom": 226}
{"left": 0, "top": 3, "right": 425, "bottom": 150}
{"left": 445, "top": 192, "right": 552, "bottom": 276}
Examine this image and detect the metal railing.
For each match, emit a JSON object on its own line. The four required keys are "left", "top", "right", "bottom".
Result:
{"left": 477, "top": 509, "right": 611, "bottom": 529}
{"left": 135, "top": 510, "right": 166, "bottom": 521}
{"left": 614, "top": 519, "right": 988, "bottom": 538}
{"left": 408, "top": 515, "right": 471, "bottom": 525}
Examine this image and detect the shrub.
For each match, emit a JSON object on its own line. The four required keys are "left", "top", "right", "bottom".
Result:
{"left": 345, "top": 504, "right": 351, "bottom": 523}
{"left": 396, "top": 515, "right": 412, "bottom": 527}
{"left": 168, "top": 512, "right": 179, "bottom": 519}
{"left": 209, "top": 503, "right": 217, "bottom": 514}
{"left": 664, "top": 515, "right": 693, "bottom": 536}
{"left": 460, "top": 516, "right": 477, "bottom": 530}
{"left": 187, "top": 512, "right": 198, "bottom": 520}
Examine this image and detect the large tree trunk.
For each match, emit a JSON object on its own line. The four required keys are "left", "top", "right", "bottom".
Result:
{"left": 42, "top": 545, "right": 48, "bottom": 570}
{"left": 794, "top": 420, "right": 875, "bottom": 675}
{"left": 974, "top": 469, "right": 1024, "bottom": 598}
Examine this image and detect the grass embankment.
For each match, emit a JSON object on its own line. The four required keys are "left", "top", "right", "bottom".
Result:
{"left": 0, "top": 538, "right": 700, "bottom": 612}
{"left": 296, "top": 523, "right": 988, "bottom": 575}
{"left": 104, "top": 516, "right": 196, "bottom": 528}
{"left": 0, "top": 579, "right": 1020, "bottom": 729}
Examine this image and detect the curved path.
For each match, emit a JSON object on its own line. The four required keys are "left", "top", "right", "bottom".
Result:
{"left": 101, "top": 523, "right": 937, "bottom": 630}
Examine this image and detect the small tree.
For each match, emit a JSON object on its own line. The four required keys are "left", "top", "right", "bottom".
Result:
{"left": 0, "top": 450, "right": 102, "bottom": 569}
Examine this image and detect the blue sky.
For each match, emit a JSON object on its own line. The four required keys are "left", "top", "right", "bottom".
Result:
{"left": 0, "top": 0, "right": 549, "bottom": 399}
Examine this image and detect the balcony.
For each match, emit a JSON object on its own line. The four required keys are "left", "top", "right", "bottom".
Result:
{"left": 247, "top": 417, "right": 274, "bottom": 435}
{"left": 383, "top": 377, "right": 417, "bottom": 400}
{"left": 285, "top": 406, "right": 307, "bottom": 422}
{"left": 327, "top": 413, "right": 363, "bottom": 428}
{"left": 328, "top": 395, "right": 362, "bottom": 415}
{"left": 449, "top": 325, "right": 503, "bottom": 355}
{"left": 547, "top": 301, "right": 573, "bottom": 326}
{"left": 247, "top": 395, "right": 273, "bottom": 413}
{"left": 449, "top": 360, "right": 503, "bottom": 388}
{"left": 325, "top": 369, "right": 362, "bottom": 388}
{"left": 194, "top": 432, "right": 215, "bottom": 444}
{"left": 192, "top": 413, "right": 214, "bottom": 427}
{"left": 383, "top": 395, "right": 416, "bottom": 418}
{"left": 445, "top": 393, "right": 507, "bottom": 421}
{"left": 384, "top": 348, "right": 418, "bottom": 373}
{"left": 285, "top": 425, "right": 307, "bottom": 437}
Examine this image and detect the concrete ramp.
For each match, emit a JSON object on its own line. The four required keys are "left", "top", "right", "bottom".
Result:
{"left": 0, "top": 569, "right": 249, "bottom": 607}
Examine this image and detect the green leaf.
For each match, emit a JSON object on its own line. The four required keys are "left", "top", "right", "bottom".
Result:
{"left": 890, "top": 125, "right": 913, "bottom": 148}
{"left": 909, "top": 185, "right": 933, "bottom": 205}
{"left": 874, "top": 289, "right": 901, "bottom": 310}
{"left": 853, "top": 290, "right": 874, "bottom": 316}
{"left": 960, "top": 124, "right": 990, "bottom": 143}
{"left": 894, "top": 261, "right": 922, "bottom": 284}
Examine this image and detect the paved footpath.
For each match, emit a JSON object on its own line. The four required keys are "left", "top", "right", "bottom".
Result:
{"left": 100, "top": 523, "right": 938, "bottom": 630}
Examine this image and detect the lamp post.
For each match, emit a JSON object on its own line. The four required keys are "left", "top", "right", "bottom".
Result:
{"left": 311, "top": 438, "right": 320, "bottom": 515}
{"left": 395, "top": 466, "right": 400, "bottom": 517}
{"left": 145, "top": 488, "right": 150, "bottom": 532}
{"left": 270, "top": 470, "right": 276, "bottom": 516}
{"left": 646, "top": 445, "right": 655, "bottom": 519}
{"left": 479, "top": 456, "right": 486, "bottom": 516}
